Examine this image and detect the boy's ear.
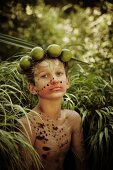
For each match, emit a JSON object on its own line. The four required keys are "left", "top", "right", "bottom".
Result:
{"left": 27, "top": 83, "right": 38, "bottom": 95}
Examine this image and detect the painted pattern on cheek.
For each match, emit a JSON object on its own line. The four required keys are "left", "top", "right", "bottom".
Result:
{"left": 38, "top": 80, "right": 65, "bottom": 96}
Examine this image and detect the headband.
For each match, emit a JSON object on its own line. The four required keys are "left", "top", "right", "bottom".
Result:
{"left": 17, "top": 44, "right": 73, "bottom": 74}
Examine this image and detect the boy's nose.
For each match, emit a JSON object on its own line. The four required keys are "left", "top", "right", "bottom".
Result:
{"left": 50, "top": 77, "right": 59, "bottom": 85}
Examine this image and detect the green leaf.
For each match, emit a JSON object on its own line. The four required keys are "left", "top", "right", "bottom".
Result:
{"left": 0, "top": 33, "right": 36, "bottom": 49}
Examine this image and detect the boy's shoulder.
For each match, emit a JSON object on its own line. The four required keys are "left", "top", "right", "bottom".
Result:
{"left": 63, "top": 109, "right": 81, "bottom": 120}
{"left": 63, "top": 109, "right": 82, "bottom": 128}
{"left": 17, "top": 109, "right": 42, "bottom": 144}
{"left": 18, "top": 108, "right": 42, "bottom": 126}
{"left": 62, "top": 109, "right": 82, "bottom": 134}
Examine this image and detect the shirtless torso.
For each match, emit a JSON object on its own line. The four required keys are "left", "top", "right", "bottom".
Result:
{"left": 19, "top": 108, "right": 81, "bottom": 170}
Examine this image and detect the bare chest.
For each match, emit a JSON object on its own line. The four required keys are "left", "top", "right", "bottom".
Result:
{"left": 33, "top": 118, "right": 71, "bottom": 159}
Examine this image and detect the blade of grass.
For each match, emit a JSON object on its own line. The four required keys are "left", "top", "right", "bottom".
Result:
{"left": 0, "top": 33, "right": 36, "bottom": 49}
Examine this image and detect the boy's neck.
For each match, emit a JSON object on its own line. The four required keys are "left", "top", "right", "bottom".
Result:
{"left": 37, "top": 97, "right": 62, "bottom": 120}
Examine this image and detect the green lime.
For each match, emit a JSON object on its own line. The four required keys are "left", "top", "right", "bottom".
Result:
{"left": 20, "top": 55, "right": 32, "bottom": 70}
{"left": 30, "top": 46, "right": 44, "bottom": 60}
{"left": 60, "top": 49, "right": 73, "bottom": 62}
{"left": 47, "top": 44, "right": 62, "bottom": 58}
{"left": 17, "top": 63, "right": 24, "bottom": 74}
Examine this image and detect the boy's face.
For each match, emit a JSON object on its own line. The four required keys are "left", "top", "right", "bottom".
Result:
{"left": 30, "top": 59, "right": 69, "bottom": 99}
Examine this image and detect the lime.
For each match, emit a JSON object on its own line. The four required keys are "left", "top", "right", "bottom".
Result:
{"left": 60, "top": 49, "right": 73, "bottom": 62}
{"left": 47, "top": 44, "right": 62, "bottom": 58}
{"left": 17, "top": 63, "right": 24, "bottom": 74}
{"left": 30, "top": 46, "right": 44, "bottom": 60}
{"left": 20, "top": 55, "right": 32, "bottom": 70}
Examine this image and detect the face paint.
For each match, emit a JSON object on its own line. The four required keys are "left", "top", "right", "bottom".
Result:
{"left": 33, "top": 59, "right": 69, "bottom": 98}
{"left": 38, "top": 81, "right": 65, "bottom": 96}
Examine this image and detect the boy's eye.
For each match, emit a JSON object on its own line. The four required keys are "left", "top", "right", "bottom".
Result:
{"left": 40, "top": 74, "right": 48, "bottom": 78}
{"left": 56, "top": 72, "right": 64, "bottom": 76}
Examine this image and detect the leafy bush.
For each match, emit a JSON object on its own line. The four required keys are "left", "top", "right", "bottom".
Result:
{"left": 0, "top": 61, "right": 42, "bottom": 170}
{"left": 69, "top": 73, "right": 113, "bottom": 170}
{"left": 0, "top": 57, "right": 113, "bottom": 170}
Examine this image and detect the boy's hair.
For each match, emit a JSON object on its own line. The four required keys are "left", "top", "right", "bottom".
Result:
{"left": 25, "top": 61, "right": 38, "bottom": 85}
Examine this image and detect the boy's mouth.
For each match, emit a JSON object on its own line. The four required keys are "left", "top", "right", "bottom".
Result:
{"left": 49, "top": 85, "right": 62, "bottom": 91}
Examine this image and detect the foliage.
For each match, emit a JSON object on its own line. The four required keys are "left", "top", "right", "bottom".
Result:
{"left": 0, "top": 1, "right": 113, "bottom": 63}
{"left": 68, "top": 71, "right": 113, "bottom": 170}
{"left": 0, "top": 1, "right": 113, "bottom": 170}
{"left": 0, "top": 57, "right": 113, "bottom": 170}
{"left": 0, "top": 61, "right": 42, "bottom": 170}
{"left": 0, "top": 130, "right": 42, "bottom": 170}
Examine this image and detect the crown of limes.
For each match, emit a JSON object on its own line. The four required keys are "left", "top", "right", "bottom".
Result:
{"left": 17, "top": 44, "right": 73, "bottom": 74}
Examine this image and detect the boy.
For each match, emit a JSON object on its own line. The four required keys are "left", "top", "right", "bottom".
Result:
{"left": 18, "top": 47, "right": 87, "bottom": 170}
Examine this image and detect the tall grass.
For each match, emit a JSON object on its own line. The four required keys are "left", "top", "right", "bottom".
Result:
{"left": 0, "top": 60, "right": 42, "bottom": 170}
{"left": 68, "top": 72, "right": 113, "bottom": 170}
{"left": 1, "top": 57, "right": 113, "bottom": 170}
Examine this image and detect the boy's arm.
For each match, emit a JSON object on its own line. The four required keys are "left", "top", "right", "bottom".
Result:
{"left": 71, "top": 111, "right": 88, "bottom": 170}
